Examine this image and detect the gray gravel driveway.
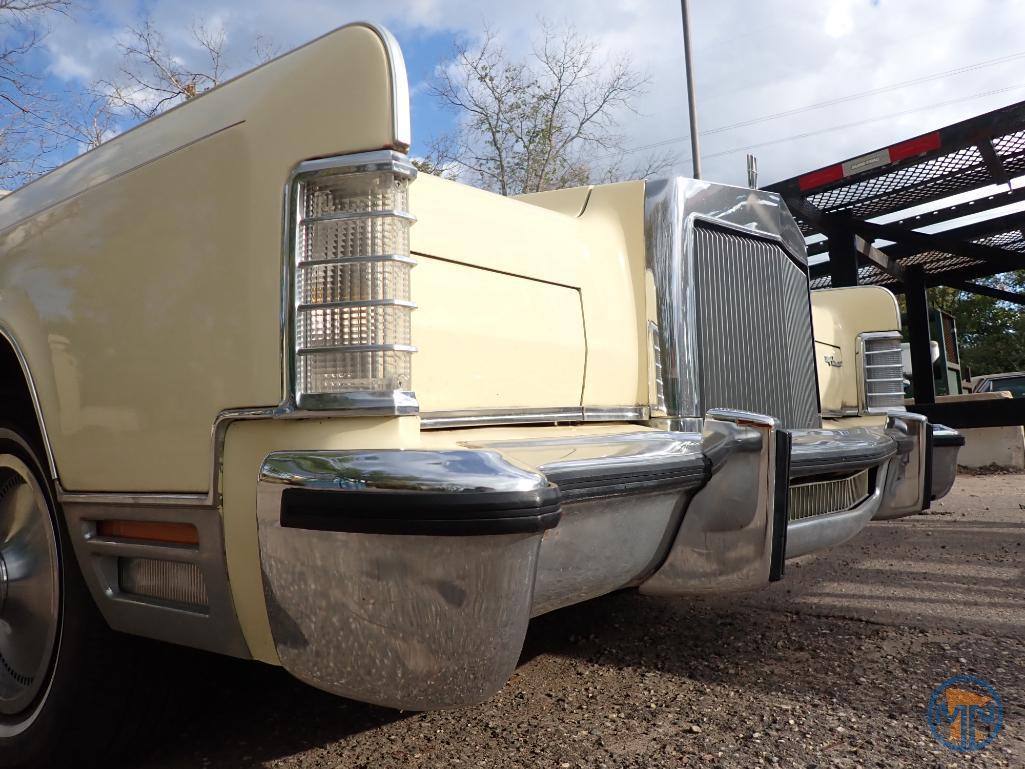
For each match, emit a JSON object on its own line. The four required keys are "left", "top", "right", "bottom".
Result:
{"left": 141, "top": 473, "right": 1025, "bottom": 769}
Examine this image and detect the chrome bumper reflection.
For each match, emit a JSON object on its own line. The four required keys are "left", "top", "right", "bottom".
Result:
{"left": 640, "top": 410, "right": 788, "bottom": 595}
{"left": 874, "top": 413, "right": 930, "bottom": 520}
{"left": 256, "top": 431, "right": 709, "bottom": 710}
{"left": 255, "top": 410, "right": 919, "bottom": 710}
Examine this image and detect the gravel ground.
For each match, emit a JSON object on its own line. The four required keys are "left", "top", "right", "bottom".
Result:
{"left": 141, "top": 474, "right": 1025, "bottom": 769}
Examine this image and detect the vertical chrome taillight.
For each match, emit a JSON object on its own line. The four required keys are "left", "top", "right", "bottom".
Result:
{"left": 286, "top": 151, "right": 417, "bottom": 413}
{"left": 857, "top": 331, "right": 906, "bottom": 413}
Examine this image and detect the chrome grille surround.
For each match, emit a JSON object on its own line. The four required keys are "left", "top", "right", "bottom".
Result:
{"left": 858, "top": 331, "right": 906, "bottom": 413}
{"left": 789, "top": 469, "right": 871, "bottom": 522}
{"left": 692, "top": 222, "right": 820, "bottom": 429}
{"left": 643, "top": 177, "right": 820, "bottom": 430}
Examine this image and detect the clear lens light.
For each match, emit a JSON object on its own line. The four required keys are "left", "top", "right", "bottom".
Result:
{"left": 293, "top": 165, "right": 415, "bottom": 401}
{"left": 863, "top": 335, "right": 905, "bottom": 410}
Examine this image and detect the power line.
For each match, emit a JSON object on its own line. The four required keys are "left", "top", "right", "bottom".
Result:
{"left": 612, "top": 48, "right": 1025, "bottom": 160}
{"left": 699, "top": 83, "right": 1025, "bottom": 163}
{"left": 664, "top": 83, "right": 1025, "bottom": 170}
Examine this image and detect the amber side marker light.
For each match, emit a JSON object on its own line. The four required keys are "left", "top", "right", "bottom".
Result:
{"left": 95, "top": 520, "right": 199, "bottom": 546}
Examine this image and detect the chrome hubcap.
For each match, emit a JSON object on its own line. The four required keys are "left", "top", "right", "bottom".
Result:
{"left": 0, "top": 455, "right": 59, "bottom": 716}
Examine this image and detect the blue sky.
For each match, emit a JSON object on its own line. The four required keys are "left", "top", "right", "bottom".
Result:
{"left": 20, "top": 0, "right": 1025, "bottom": 188}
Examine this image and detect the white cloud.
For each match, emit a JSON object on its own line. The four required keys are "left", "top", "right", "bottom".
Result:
{"left": 824, "top": 0, "right": 856, "bottom": 39}
{"left": 40, "top": 0, "right": 1025, "bottom": 189}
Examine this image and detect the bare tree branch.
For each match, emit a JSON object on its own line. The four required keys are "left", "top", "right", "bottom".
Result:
{"left": 431, "top": 20, "right": 670, "bottom": 195}
{"left": 0, "top": 0, "right": 73, "bottom": 186}
{"left": 95, "top": 17, "right": 229, "bottom": 121}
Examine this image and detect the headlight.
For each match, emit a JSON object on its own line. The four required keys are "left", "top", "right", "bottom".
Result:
{"left": 287, "top": 150, "right": 417, "bottom": 413}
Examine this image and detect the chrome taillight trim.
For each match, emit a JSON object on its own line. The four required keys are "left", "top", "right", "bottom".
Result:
{"left": 297, "top": 254, "right": 417, "bottom": 268}
{"left": 301, "top": 209, "right": 417, "bottom": 224}
{"left": 857, "top": 331, "right": 906, "bottom": 414}
{"left": 295, "top": 343, "right": 418, "bottom": 356}
{"left": 296, "top": 299, "right": 417, "bottom": 312}
{"left": 281, "top": 149, "right": 419, "bottom": 416}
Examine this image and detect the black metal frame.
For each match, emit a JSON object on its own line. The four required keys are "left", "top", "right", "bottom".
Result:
{"left": 765, "top": 99, "right": 1025, "bottom": 427}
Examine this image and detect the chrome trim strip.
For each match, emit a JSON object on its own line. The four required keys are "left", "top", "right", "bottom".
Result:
{"left": 582, "top": 406, "right": 649, "bottom": 421}
{"left": 365, "top": 23, "right": 412, "bottom": 153}
{"left": 291, "top": 390, "right": 418, "bottom": 415}
{"left": 58, "top": 491, "right": 208, "bottom": 506}
{"left": 295, "top": 343, "right": 418, "bottom": 356}
{"left": 291, "top": 149, "right": 416, "bottom": 179}
{"left": 296, "top": 299, "right": 417, "bottom": 312}
{"left": 297, "top": 254, "right": 417, "bottom": 268}
{"left": 788, "top": 426, "right": 898, "bottom": 478}
{"left": 300, "top": 209, "right": 417, "bottom": 225}
{"left": 84, "top": 539, "right": 199, "bottom": 562}
{"left": 420, "top": 406, "right": 648, "bottom": 430}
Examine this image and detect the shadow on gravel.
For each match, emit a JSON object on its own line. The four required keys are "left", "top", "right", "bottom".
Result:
{"left": 140, "top": 650, "right": 408, "bottom": 768}
{"left": 521, "top": 589, "right": 1023, "bottom": 727}
{"left": 136, "top": 480, "right": 1024, "bottom": 767}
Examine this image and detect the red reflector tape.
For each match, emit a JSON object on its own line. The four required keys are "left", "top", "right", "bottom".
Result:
{"left": 797, "top": 164, "right": 844, "bottom": 192}
{"left": 888, "top": 131, "right": 941, "bottom": 163}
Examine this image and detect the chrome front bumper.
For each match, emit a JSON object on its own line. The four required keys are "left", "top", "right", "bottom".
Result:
{"left": 254, "top": 410, "right": 931, "bottom": 710}
{"left": 930, "top": 424, "right": 965, "bottom": 502}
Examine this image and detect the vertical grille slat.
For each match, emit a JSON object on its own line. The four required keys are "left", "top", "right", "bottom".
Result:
{"left": 693, "top": 223, "right": 819, "bottom": 428}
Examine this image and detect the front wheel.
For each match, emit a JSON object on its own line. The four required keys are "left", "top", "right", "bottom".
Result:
{"left": 0, "top": 426, "right": 168, "bottom": 768}
{"left": 0, "top": 449, "right": 59, "bottom": 736}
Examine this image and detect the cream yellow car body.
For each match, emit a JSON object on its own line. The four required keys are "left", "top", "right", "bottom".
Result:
{"left": 0, "top": 22, "right": 959, "bottom": 711}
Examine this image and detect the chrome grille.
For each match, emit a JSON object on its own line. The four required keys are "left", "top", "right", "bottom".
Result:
{"left": 789, "top": 470, "right": 871, "bottom": 521}
{"left": 693, "top": 223, "right": 819, "bottom": 428}
{"left": 860, "top": 332, "right": 905, "bottom": 412}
